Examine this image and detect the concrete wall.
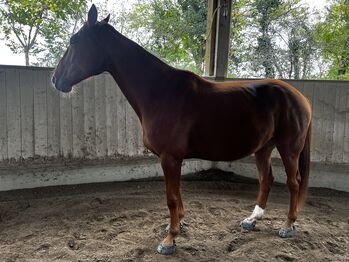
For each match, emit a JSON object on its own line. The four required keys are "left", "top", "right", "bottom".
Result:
{"left": 221, "top": 78, "right": 349, "bottom": 164}
{"left": 0, "top": 65, "right": 349, "bottom": 191}
{"left": 0, "top": 65, "right": 146, "bottom": 161}
{"left": 276, "top": 79, "right": 349, "bottom": 164}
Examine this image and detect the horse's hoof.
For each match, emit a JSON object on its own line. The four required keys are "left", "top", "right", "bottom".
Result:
{"left": 157, "top": 241, "right": 176, "bottom": 255}
{"left": 278, "top": 226, "right": 296, "bottom": 238}
{"left": 240, "top": 219, "right": 256, "bottom": 231}
{"left": 165, "top": 222, "right": 187, "bottom": 234}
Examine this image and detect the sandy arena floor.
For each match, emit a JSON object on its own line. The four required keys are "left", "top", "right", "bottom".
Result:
{"left": 0, "top": 170, "right": 348, "bottom": 262}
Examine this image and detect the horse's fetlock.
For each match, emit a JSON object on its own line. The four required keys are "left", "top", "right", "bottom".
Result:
{"left": 179, "top": 212, "right": 184, "bottom": 220}
{"left": 169, "top": 227, "right": 180, "bottom": 236}
{"left": 287, "top": 216, "right": 297, "bottom": 224}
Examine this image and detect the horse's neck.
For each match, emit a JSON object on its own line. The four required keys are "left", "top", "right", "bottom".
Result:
{"left": 105, "top": 31, "right": 174, "bottom": 119}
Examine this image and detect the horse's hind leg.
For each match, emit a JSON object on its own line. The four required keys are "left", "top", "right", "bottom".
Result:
{"left": 277, "top": 145, "right": 302, "bottom": 238}
{"left": 240, "top": 143, "right": 275, "bottom": 230}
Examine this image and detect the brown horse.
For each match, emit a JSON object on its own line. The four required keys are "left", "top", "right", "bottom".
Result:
{"left": 53, "top": 5, "right": 312, "bottom": 255}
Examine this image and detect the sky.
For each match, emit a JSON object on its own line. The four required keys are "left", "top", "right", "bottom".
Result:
{"left": 0, "top": 0, "right": 328, "bottom": 66}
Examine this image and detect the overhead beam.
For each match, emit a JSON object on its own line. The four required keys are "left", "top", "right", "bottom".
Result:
{"left": 204, "top": 0, "right": 232, "bottom": 80}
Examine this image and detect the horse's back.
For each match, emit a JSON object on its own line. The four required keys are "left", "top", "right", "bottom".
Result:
{"left": 200, "top": 78, "right": 312, "bottom": 127}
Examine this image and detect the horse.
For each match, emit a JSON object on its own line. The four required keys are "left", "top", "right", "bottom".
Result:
{"left": 52, "top": 5, "right": 312, "bottom": 255}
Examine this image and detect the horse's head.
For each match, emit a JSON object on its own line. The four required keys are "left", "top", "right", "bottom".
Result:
{"left": 52, "top": 5, "right": 110, "bottom": 93}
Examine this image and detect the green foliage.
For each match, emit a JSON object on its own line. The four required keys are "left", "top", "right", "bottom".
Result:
{"left": 125, "top": 0, "right": 207, "bottom": 74}
{"left": 282, "top": 7, "right": 316, "bottom": 79}
{"left": 228, "top": 0, "right": 321, "bottom": 79}
{"left": 37, "top": 16, "right": 83, "bottom": 67}
{"left": 122, "top": 0, "right": 321, "bottom": 79}
{"left": 315, "top": 0, "right": 349, "bottom": 79}
{"left": 177, "top": 0, "right": 208, "bottom": 71}
{"left": 228, "top": 0, "right": 252, "bottom": 78}
{"left": 0, "top": 0, "right": 87, "bottom": 65}
{"left": 0, "top": 0, "right": 346, "bottom": 81}
{"left": 253, "top": 0, "right": 282, "bottom": 77}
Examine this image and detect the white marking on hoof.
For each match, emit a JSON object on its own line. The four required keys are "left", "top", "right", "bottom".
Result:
{"left": 241, "top": 205, "right": 265, "bottom": 225}
{"left": 251, "top": 205, "right": 264, "bottom": 219}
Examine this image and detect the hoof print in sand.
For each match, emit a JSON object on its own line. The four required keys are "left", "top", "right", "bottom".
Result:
{"left": 275, "top": 254, "right": 296, "bottom": 261}
{"left": 226, "top": 237, "right": 252, "bottom": 252}
{"left": 67, "top": 239, "right": 79, "bottom": 250}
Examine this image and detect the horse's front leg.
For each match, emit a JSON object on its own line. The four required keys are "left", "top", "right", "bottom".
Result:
{"left": 157, "top": 155, "right": 182, "bottom": 255}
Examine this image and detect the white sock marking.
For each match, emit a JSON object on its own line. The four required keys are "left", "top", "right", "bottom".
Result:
{"left": 242, "top": 205, "right": 265, "bottom": 224}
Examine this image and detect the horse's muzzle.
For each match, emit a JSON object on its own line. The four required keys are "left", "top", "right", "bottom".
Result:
{"left": 53, "top": 76, "right": 72, "bottom": 93}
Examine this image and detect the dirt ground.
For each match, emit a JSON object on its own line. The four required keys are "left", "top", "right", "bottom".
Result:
{"left": 0, "top": 170, "right": 348, "bottom": 262}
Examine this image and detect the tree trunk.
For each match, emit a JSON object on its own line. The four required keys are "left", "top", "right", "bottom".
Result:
{"left": 25, "top": 51, "right": 30, "bottom": 66}
{"left": 294, "top": 55, "right": 300, "bottom": 79}
{"left": 337, "top": 35, "right": 349, "bottom": 78}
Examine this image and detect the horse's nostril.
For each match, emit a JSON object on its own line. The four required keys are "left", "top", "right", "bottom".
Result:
{"left": 52, "top": 76, "right": 56, "bottom": 84}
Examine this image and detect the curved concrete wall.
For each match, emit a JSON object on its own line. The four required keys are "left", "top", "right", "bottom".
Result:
{"left": 0, "top": 65, "right": 348, "bottom": 191}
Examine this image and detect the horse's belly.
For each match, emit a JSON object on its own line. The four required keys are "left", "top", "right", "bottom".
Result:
{"left": 187, "top": 129, "right": 265, "bottom": 161}
{"left": 187, "top": 148, "right": 252, "bottom": 161}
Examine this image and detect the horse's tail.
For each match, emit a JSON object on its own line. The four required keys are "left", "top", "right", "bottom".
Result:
{"left": 297, "top": 121, "right": 312, "bottom": 211}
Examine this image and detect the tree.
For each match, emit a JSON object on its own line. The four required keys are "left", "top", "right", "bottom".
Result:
{"left": 253, "top": 0, "right": 283, "bottom": 78}
{"left": 177, "top": 0, "right": 208, "bottom": 72}
{"left": 285, "top": 11, "right": 315, "bottom": 79}
{"left": 125, "top": 0, "right": 207, "bottom": 74}
{"left": 228, "top": 0, "right": 320, "bottom": 79}
{"left": 315, "top": 0, "right": 349, "bottom": 79}
{"left": 0, "top": 0, "right": 87, "bottom": 65}
{"left": 36, "top": 5, "right": 89, "bottom": 67}
{"left": 228, "top": 0, "right": 252, "bottom": 78}
{"left": 38, "top": 0, "right": 118, "bottom": 67}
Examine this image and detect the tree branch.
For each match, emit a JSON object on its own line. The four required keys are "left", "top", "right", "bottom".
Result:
{"left": 28, "top": 8, "right": 45, "bottom": 49}
{"left": 27, "top": 25, "right": 33, "bottom": 46}
{"left": 29, "top": 25, "right": 40, "bottom": 49}
{"left": 10, "top": 23, "right": 26, "bottom": 48}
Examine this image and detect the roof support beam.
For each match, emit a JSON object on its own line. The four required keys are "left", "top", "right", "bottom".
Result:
{"left": 204, "top": 0, "right": 232, "bottom": 80}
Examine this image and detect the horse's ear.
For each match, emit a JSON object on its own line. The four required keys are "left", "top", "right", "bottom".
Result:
{"left": 102, "top": 14, "right": 110, "bottom": 24}
{"left": 87, "top": 4, "right": 98, "bottom": 26}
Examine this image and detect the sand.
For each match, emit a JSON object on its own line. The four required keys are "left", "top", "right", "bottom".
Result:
{"left": 0, "top": 170, "right": 348, "bottom": 262}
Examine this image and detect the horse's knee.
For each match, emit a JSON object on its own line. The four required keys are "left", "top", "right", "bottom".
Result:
{"left": 161, "top": 155, "right": 181, "bottom": 173}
